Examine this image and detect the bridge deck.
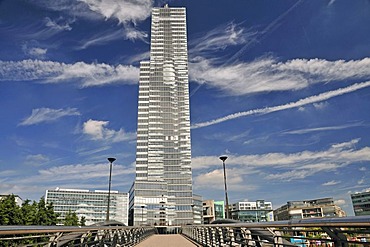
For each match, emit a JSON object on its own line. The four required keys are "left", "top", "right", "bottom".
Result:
{"left": 135, "top": 234, "right": 197, "bottom": 247}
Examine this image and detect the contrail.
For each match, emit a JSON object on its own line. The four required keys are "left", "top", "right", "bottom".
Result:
{"left": 191, "top": 81, "right": 370, "bottom": 129}
{"left": 224, "top": 0, "right": 305, "bottom": 66}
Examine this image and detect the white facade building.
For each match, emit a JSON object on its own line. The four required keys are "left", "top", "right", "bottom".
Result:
{"left": 130, "top": 4, "right": 192, "bottom": 226}
{"left": 45, "top": 188, "right": 129, "bottom": 225}
{"left": 230, "top": 200, "right": 274, "bottom": 222}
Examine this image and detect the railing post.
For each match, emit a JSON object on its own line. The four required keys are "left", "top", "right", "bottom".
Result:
{"left": 322, "top": 227, "right": 348, "bottom": 247}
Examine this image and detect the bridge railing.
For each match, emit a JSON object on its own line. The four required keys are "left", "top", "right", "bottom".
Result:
{"left": 0, "top": 225, "right": 156, "bottom": 246}
{"left": 182, "top": 216, "right": 370, "bottom": 247}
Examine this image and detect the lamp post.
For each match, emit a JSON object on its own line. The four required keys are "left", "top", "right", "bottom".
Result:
{"left": 106, "top": 157, "right": 116, "bottom": 221}
{"left": 141, "top": 205, "right": 145, "bottom": 225}
{"left": 219, "top": 155, "right": 230, "bottom": 219}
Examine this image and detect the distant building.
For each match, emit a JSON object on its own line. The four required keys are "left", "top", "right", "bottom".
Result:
{"left": 230, "top": 200, "right": 274, "bottom": 222}
{"left": 45, "top": 188, "right": 129, "bottom": 225}
{"left": 351, "top": 190, "right": 370, "bottom": 216}
{"left": 274, "top": 197, "right": 346, "bottom": 221}
{"left": 193, "top": 194, "right": 203, "bottom": 224}
{"left": 203, "top": 200, "right": 225, "bottom": 224}
{"left": 0, "top": 194, "right": 23, "bottom": 207}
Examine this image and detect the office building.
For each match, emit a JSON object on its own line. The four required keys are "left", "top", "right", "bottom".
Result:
{"left": 45, "top": 188, "right": 129, "bottom": 225}
{"left": 193, "top": 194, "right": 203, "bottom": 224}
{"left": 351, "top": 190, "right": 370, "bottom": 216}
{"left": 0, "top": 194, "right": 23, "bottom": 207}
{"left": 129, "top": 4, "right": 192, "bottom": 226}
{"left": 230, "top": 200, "right": 274, "bottom": 222}
{"left": 273, "top": 197, "right": 346, "bottom": 221}
{"left": 203, "top": 200, "right": 225, "bottom": 224}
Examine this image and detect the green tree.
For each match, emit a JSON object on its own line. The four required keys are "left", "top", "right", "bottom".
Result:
{"left": 45, "top": 202, "right": 59, "bottom": 225}
{"left": 0, "top": 195, "right": 22, "bottom": 225}
{"left": 20, "top": 199, "right": 37, "bottom": 225}
{"left": 80, "top": 216, "right": 86, "bottom": 226}
{"left": 64, "top": 210, "right": 79, "bottom": 226}
{"left": 31, "top": 197, "right": 58, "bottom": 225}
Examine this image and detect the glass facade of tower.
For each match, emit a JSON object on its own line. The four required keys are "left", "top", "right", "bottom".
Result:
{"left": 130, "top": 5, "right": 192, "bottom": 226}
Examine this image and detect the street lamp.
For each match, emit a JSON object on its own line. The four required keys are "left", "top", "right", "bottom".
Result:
{"left": 106, "top": 157, "right": 116, "bottom": 221}
{"left": 219, "top": 155, "right": 230, "bottom": 219}
{"left": 141, "top": 205, "right": 145, "bottom": 225}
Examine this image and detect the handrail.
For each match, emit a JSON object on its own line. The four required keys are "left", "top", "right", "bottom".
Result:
{"left": 1, "top": 217, "right": 369, "bottom": 246}
{"left": 182, "top": 216, "right": 370, "bottom": 247}
{"left": 0, "top": 225, "right": 157, "bottom": 246}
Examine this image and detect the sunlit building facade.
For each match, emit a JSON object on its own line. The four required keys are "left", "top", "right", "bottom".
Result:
{"left": 45, "top": 188, "right": 129, "bottom": 226}
{"left": 129, "top": 4, "right": 192, "bottom": 226}
{"left": 230, "top": 200, "right": 274, "bottom": 222}
{"left": 351, "top": 190, "right": 370, "bottom": 216}
{"left": 203, "top": 200, "right": 225, "bottom": 224}
{"left": 273, "top": 197, "right": 346, "bottom": 221}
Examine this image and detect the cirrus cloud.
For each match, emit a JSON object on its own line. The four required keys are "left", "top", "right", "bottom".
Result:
{"left": 192, "top": 139, "right": 370, "bottom": 182}
{"left": 19, "top": 107, "right": 80, "bottom": 126}
{"left": 0, "top": 59, "right": 139, "bottom": 86}
{"left": 190, "top": 56, "right": 370, "bottom": 96}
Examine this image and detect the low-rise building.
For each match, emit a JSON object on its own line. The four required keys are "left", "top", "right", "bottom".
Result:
{"left": 0, "top": 194, "right": 23, "bottom": 206}
{"left": 274, "top": 197, "right": 346, "bottom": 221}
{"left": 45, "top": 188, "right": 129, "bottom": 225}
{"left": 203, "top": 200, "right": 225, "bottom": 224}
{"left": 351, "top": 190, "right": 370, "bottom": 216}
{"left": 230, "top": 200, "right": 273, "bottom": 222}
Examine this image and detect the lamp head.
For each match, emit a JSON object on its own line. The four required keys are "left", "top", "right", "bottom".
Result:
{"left": 219, "top": 155, "right": 228, "bottom": 162}
{"left": 107, "top": 157, "right": 116, "bottom": 163}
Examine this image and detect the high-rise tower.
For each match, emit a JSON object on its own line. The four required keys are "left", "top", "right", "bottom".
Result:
{"left": 129, "top": 4, "right": 192, "bottom": 226}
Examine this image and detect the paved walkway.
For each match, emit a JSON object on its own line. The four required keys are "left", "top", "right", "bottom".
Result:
{"left": 135, "top": 234, "right": 197, "bottom": 247}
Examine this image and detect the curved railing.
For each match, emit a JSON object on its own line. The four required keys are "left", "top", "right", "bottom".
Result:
{"left": 182, "top": 216, "right": 370, "bottom": 247}
{"left": 1, "top": 216, "right": 369, "bottom": 246}
{"left": 0, "top": 225, "right": 156, "bottom": 246}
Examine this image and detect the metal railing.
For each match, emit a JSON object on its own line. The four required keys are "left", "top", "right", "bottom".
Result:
{"left": 182, "top": 216, "right": 370, "bottom": 247}
{"left": 0, "top": 225, "right": 156, "bottom": 246}
{"left": 1, "top": 216, "right": 369, "bottom": 246}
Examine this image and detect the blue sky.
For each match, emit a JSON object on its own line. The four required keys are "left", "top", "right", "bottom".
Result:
{"left": 1, "top": 0, "right": 369, "bottom": 216}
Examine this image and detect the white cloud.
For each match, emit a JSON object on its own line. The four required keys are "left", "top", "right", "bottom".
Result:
{"left": 334, "top": 199, "right": 346, "bottom": 206}
{"left": 357, "top": 179, "right": 365, "bottom": 185}
{"left": 26, "top": 47, "right": 47, "bottom": 57}
{"left": 20, "top": 107, "right": 80, "bottom": 126}
{"left": 83, "top": 119, "right": 136, "bottom": 142}
{"left": 44, "top": 17, "right": 73, "bottom": 31}
{"left": 313, "top": 102, "right": 328, "bottom": 110}
{"left": 190, "top": 57, "right": 370, "bottom": 96}
{"left": 189, "top": 22, "right": 256, "bottom": 55}
{"left": 193, "top": 169, "right": 246, "bottom": 191}
{"left": 5, "top": 163, "right": 134, "bottom": 188}
{"left": 78, "top": 0, "right": 152, "bottom": 24}
{"left": 21, "top": 42, "right": 48, "bottom": 58}
{"left": 192, "top": 139, "right": 370, "bottom": 182}
{"left": 0, "top": 162, "right": 135, "bottom": 200}
{"left": 192, "top": 81, "right": 370, "bottom": 129}
{"left": 123, "top": 24, "right": 148, "bottom": 42}
{"left": 34, "top": 0, "right": 152, "bottom": 24}
{"left": 322, "top": 180, "right": 340, "bottom": 186}
{"left": 78, "top": 26, "right": 148, "bottom": 49}
{"left": 25, "top": 154, "right": 50, "bottom": 166}
{"left": 0, "top": 59, "right": 139, "bottom": 86}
